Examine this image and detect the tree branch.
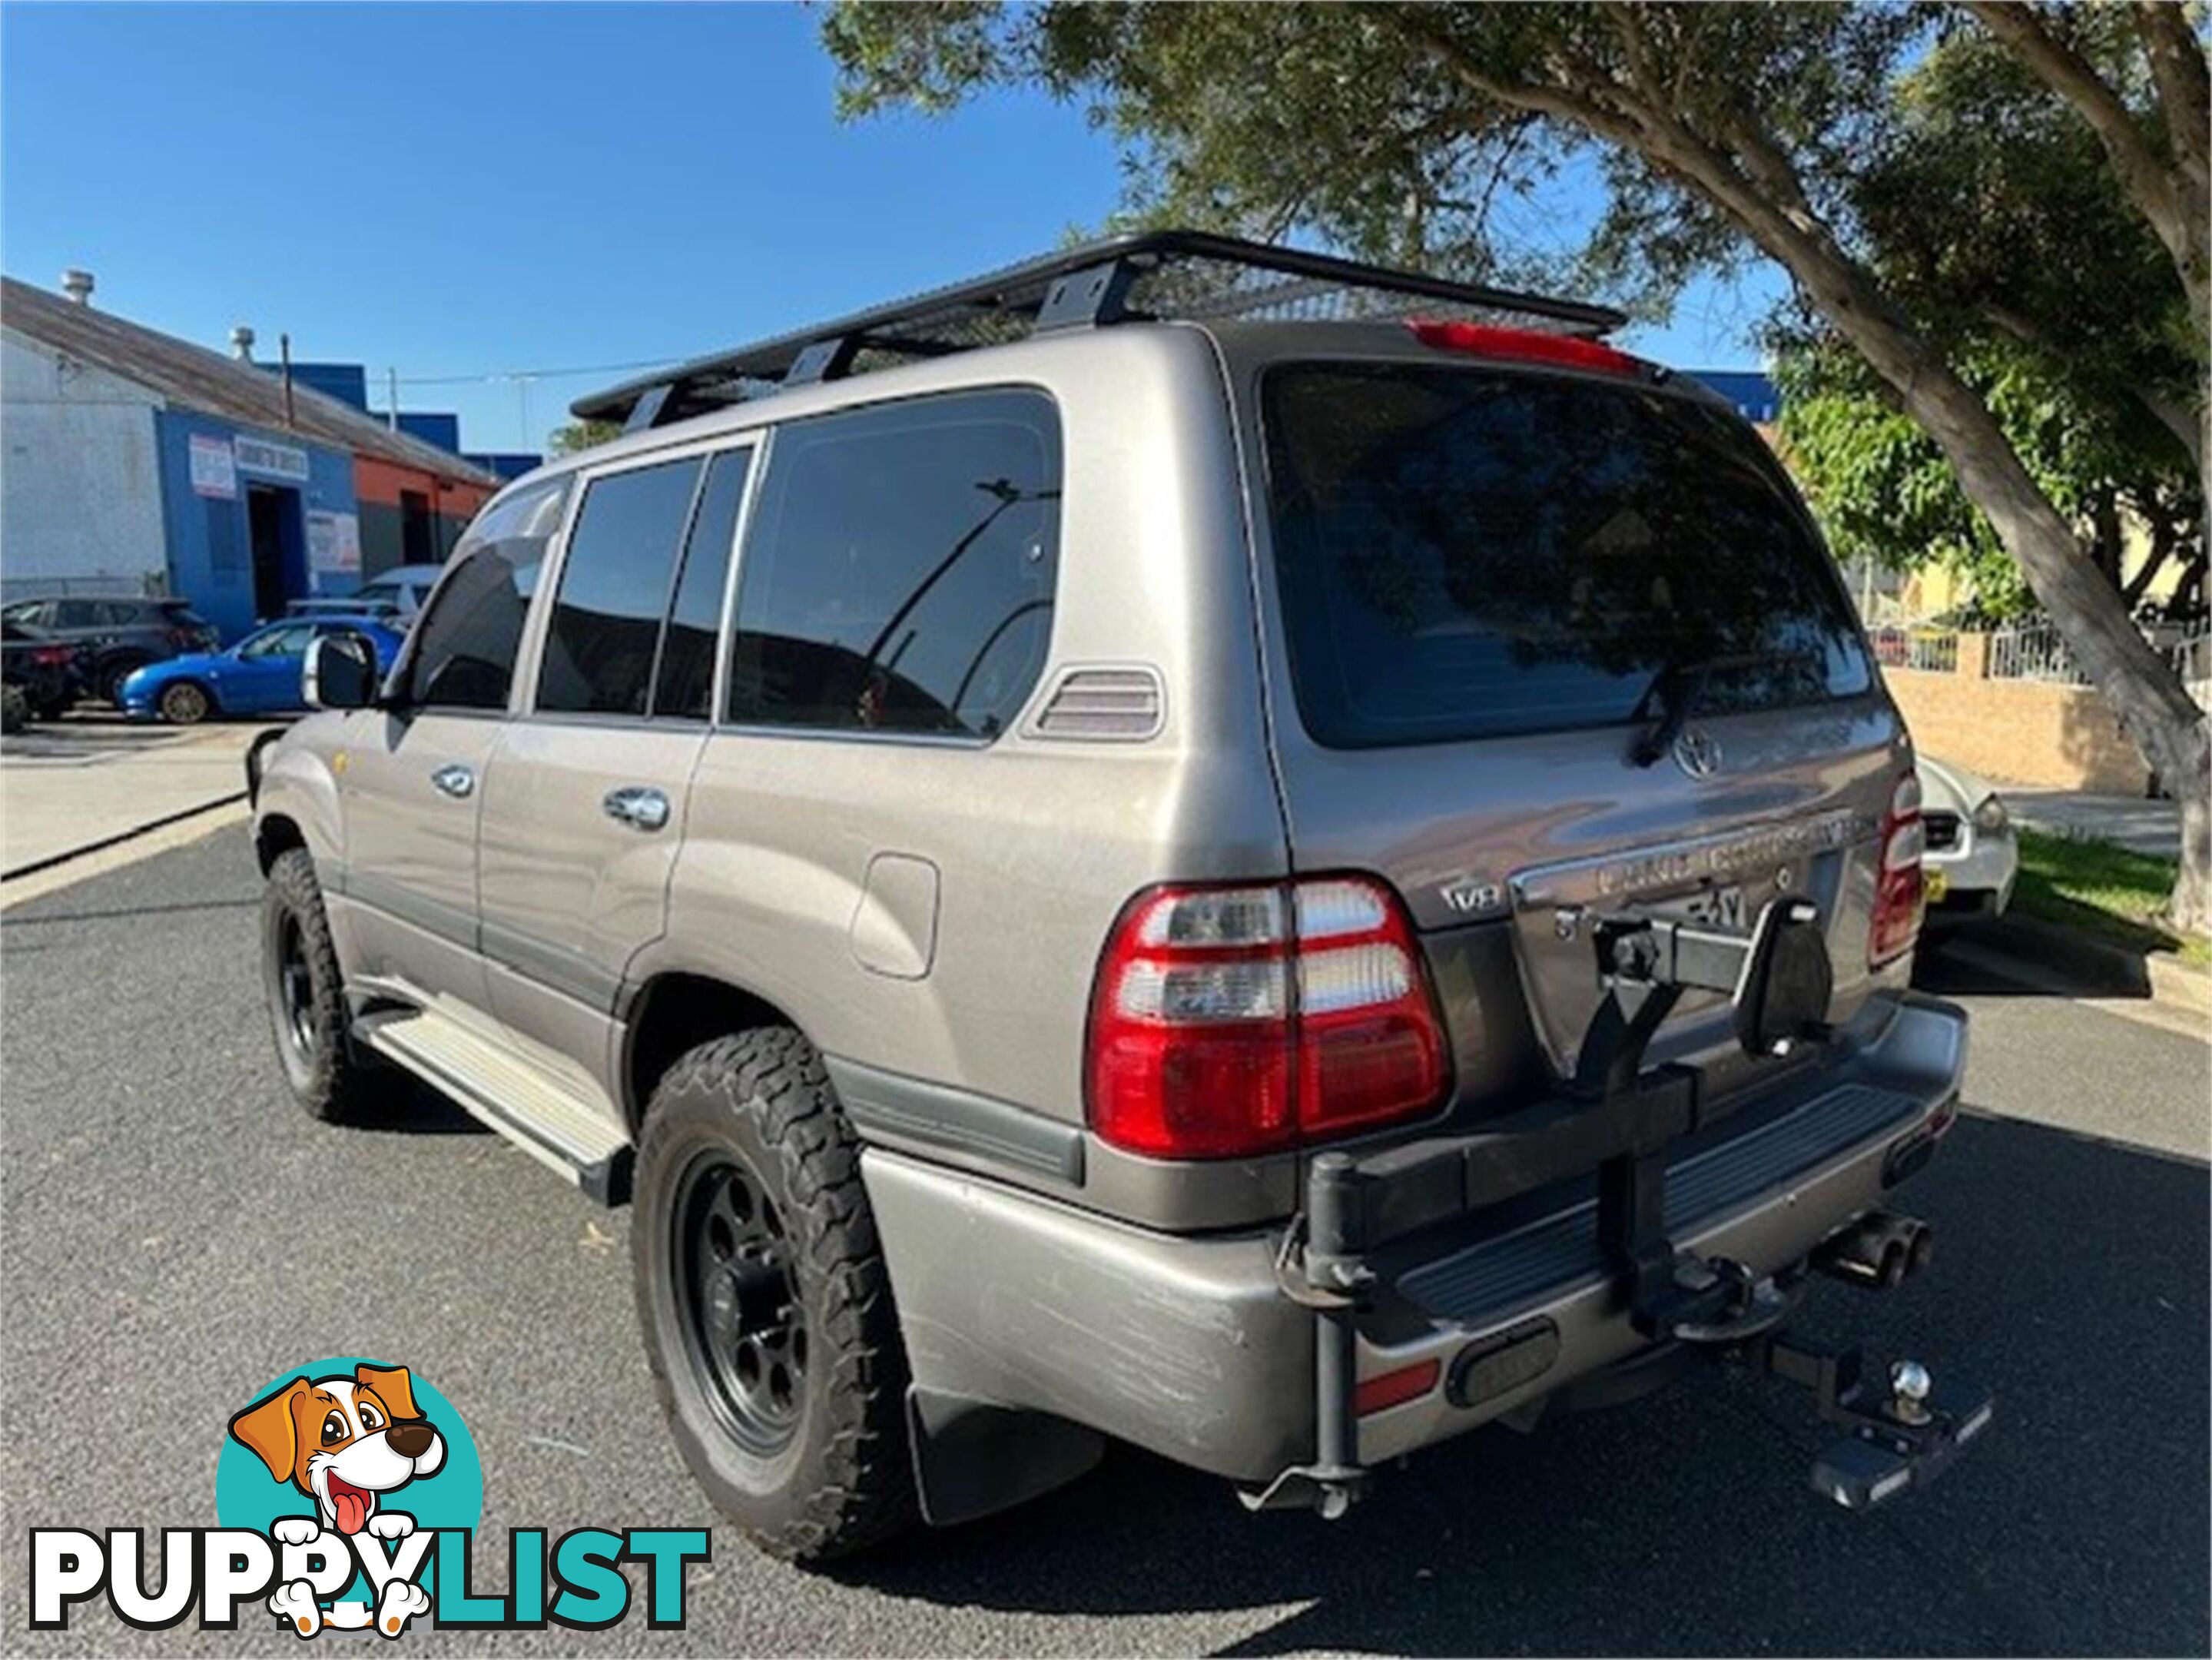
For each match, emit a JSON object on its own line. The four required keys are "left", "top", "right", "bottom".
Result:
{"left": 1965, "top": 1, "right": 2200, "bottom": 301}
{"left": 2133, "top": 0, "right": 2211, "bottom": 198}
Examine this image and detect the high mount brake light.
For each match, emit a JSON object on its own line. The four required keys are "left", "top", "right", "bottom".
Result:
{"left": 1086, "top": 875, "right": 1451, "bottom": 1159}
{"left": 1869, "top": 770, "right": 1926, "bottom": 968}
{"left": 1405, "top": 318, "right": 1648, "bottom": 379}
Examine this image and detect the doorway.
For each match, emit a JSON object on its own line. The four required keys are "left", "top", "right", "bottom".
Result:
{"left": 400, "top": 490, "right": 435, "bottom": 567}
{"left": 246, "top": 485, "right": 303, "bottom": 622}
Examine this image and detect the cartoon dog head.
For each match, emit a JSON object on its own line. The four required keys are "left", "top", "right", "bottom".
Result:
{"left": 229, "top": 1364, "right": 445, "bottom": 1536}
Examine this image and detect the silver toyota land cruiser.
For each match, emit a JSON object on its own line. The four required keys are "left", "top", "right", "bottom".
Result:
{"left": 248, "top": 231, "right": 1987, "bottom": 1562}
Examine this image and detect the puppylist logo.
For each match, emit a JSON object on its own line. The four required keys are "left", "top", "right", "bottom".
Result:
{"left": 29, "top": 1357, "right": 709, "bottom": 1638}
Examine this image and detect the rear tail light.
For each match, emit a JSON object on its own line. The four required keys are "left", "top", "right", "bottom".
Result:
{"left": 1086, "top": 874, "right": 1451, "bottom": 1159}
{"left": 29, "top": 645, "right": 71, "bottom": 667}
{"left": 1869, "top": 770, "right": 1926, "bottom": 967}
{"left": 1406, "top": 317, "right": 1649, "bottom": 379}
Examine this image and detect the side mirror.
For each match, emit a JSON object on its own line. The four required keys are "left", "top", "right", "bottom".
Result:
{"left": 303, "top": 632, "right": 381, "bottom": 712}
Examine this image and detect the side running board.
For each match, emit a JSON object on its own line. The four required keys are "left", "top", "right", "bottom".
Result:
{"left": 355, "top": 1001, "right": 631, "bottom": 1204}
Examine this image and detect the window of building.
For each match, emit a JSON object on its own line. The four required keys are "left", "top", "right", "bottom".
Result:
{"left": 726, "top": 390, "right": 1060, "bottom": 739}
{"left": 405, "top": 476, "right": 569, "bottom": 711}
{"left": 652, "top": 448, "right": 751, "bottom": 721}
{"left": 536, "top": 457, "right": 704, "bottom": 717}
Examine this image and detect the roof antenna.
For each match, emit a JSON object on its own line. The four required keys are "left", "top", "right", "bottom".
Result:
{"left": 280, "top": 332, "right": 296, "bottom": 429}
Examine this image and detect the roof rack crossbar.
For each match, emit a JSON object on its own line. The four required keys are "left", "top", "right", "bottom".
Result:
{"left": 577, "top": 228, "right": 1625, "bottom": 429}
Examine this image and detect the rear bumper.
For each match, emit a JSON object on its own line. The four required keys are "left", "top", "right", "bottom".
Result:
{"left": 863, "top": 991, "right": 1968, "bottom": 1486}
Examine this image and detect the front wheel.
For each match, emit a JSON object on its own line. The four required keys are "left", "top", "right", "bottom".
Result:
{"left": 261, "top": 848, "right": 385, "bottom": 1122}
{"left": 632, "top": 1029, "right": 917, "bottom": 1562}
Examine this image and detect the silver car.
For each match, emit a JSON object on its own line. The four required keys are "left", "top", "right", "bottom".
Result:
{"left": 248, "top": 231, "right": 1984, "bottom": 1562}
{"left": 1918, "top": 756, "right": 2018, "bottom": 918}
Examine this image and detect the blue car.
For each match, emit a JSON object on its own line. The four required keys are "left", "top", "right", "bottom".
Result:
{"left": 121, "top": 616, "right": 404, "bottom": 725}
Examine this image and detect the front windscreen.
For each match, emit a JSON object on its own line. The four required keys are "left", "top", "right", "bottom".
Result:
{"left": 1261, "top": 362, "right": 1871, "bottom": 749}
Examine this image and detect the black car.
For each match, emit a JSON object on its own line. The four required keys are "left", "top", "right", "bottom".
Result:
{"left": 1, "top": 619, "right": 91, "bottom": 729}
{"left": 0, "top": 595, "right": 221, "bottom": 706}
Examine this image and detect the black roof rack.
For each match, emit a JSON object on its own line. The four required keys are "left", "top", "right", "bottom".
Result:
{"left": 573, "top": 228, "right": 1626, "bottom": 430}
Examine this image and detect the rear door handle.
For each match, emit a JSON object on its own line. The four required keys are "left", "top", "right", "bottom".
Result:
{"left": 603, "top": 785, "right": 671, "bottom": 832}
{"left": 430, "top": 763, "right": 475, "bottom": 799}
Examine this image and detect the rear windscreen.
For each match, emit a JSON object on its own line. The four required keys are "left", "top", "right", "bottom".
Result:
{"left": 1261, "top": 363, "right": 1872, "bottom": 749}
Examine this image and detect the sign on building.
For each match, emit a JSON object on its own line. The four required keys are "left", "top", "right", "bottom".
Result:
{"left": 188, "top": 433, "right": 237, "bottom": 499}
{"left": 306, "top": 510, "right": 361, "bottom": 579}
{"left": 233, "top": 434, "right": 310, "bottom": 483}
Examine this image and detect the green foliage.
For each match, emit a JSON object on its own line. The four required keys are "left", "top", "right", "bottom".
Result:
{"left": 821, "top": 5, "right": 1922, "bottom": 307}
{"left": 823, "top": 2, "right": 2204, "bottom": 626}
{"left": 1772, "top": 25, "right": 2201, "bottom": 620}
{"left": 547, "top": 420, "right": 623, "bottom": 456}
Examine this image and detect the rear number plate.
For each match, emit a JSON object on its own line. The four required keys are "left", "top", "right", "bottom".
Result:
{"left": 1681, "top": 884, "right": 1748, "bottom": 931}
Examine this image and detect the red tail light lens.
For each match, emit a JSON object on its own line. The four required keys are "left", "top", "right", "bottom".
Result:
{"left": 1406, "top": 318, "right": 1648, "bottom": 378}
{"left": 29, "top": 645, "right": 71, "bottom": 667}
{"left": 1869, "top": 770, "right": 1926, "bottom": 968}
{"left": 1086, "top": 875, "right": 1451, "bottom": 1159}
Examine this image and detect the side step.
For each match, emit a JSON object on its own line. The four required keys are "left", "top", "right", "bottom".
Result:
{"left": 357, "top": 999, "right": 631, "bottom": 1204}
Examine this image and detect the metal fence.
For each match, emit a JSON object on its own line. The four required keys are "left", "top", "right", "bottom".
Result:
{"left": 1869, "top": 626, "right": 1960, "bottom": 674}
{"left": 1986, "top": 621, "right": 2212, "bottom": 692}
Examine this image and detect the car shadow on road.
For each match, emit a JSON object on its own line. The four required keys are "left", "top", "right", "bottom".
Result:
{"left": 334, "top": 1075, "right": 488, "bottom": 1137}
{"left": 829, "top": 1112, "right": 2210, "bottom": 1656}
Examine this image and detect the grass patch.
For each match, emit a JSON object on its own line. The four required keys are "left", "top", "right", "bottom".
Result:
{"left": 2011, "top": 828, "right": 2211, "bottom": 969}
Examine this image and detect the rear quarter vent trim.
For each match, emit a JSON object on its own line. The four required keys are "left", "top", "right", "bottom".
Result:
{"left": 1026, "top": 665, "right": 1165, "bottom": 741}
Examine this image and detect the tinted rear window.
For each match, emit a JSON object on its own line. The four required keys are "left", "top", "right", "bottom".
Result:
{"left": 726, "top": 389, "right": 1060, "bottom": 740}
{"left": 1262, "top": 364, "right": 1870, "bottom": 749}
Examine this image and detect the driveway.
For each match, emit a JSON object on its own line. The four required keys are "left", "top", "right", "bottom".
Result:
{"left": 0, "top": 713, "right": 273, "bottom": 875}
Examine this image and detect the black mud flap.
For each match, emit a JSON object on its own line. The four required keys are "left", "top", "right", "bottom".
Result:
{"left": 906, "top": 1388, "right": 1104, "bottom": 1528}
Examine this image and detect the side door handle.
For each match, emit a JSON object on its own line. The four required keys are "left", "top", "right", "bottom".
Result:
{"left": 430, "top": 763, "right": 476, "bottom": 799}
{"left": 603, "top": 785, "right": 671, "bottom": 832}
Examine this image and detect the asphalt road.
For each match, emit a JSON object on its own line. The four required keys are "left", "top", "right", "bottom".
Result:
{"left": 2, "top": 828, "right": 2206, "bottom": 1657}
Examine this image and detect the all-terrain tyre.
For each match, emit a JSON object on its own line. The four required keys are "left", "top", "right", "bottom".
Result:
{"left": 261, "top": 847, "right": 386, "bottom": 1123}
{"left": 632, "top": 1028, "right": 917, "bottom": 1562}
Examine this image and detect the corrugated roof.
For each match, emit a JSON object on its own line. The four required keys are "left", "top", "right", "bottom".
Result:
{"left": 1, "top": 275, "right": 500, "bottom": 486}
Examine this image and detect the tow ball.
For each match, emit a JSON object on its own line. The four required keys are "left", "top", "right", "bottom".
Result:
{"left": 1728, "top": 1328, "right": 1995, "bottom": 1510}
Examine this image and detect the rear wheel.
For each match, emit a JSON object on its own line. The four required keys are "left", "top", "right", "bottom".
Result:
{"left": 632, "top": 1028, "right": 917, "bottom": 1561}
{"left": 0, "top": 684, "right": 26, "bottom": 735}
{"left": 158, "top": 680, "right": 211, "bottom": 725}
{"left": 261, "top": 848, "right": 384, "bottom": 1122}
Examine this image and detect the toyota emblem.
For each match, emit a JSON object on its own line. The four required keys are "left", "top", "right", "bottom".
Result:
{"left": 1672, "top": 727, "right": 1722, "bottom": 779}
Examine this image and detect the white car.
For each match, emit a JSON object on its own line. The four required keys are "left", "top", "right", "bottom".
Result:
{"left": 286, "top": 564, "right": 444, "bottom": 629}
{"left": 1917, "top": 755, "right": 2018, "bottom": 918}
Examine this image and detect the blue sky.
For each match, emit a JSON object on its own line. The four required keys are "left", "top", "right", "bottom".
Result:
{"left": 3, "top": 3, "right": 1777, "bottom": 456}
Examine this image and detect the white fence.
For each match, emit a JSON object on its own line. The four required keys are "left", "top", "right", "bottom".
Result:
{"left": 1985, "top": 621, "right": 2212, "bottom": 701}
{"left": 1869, "top": 626, "right": 1961, "bottom": 674}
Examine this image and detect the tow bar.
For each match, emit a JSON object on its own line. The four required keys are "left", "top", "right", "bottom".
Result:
{"left": 1257, "top": 896, "right": 1991, "bottom": 1519}
{"left": 1731, "top": 1326, "right": 1994, "bottom": 1509}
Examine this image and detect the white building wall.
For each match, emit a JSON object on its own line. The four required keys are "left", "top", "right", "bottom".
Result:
{"left": 1, "top": 330, "right": 167, "bottom": 597}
